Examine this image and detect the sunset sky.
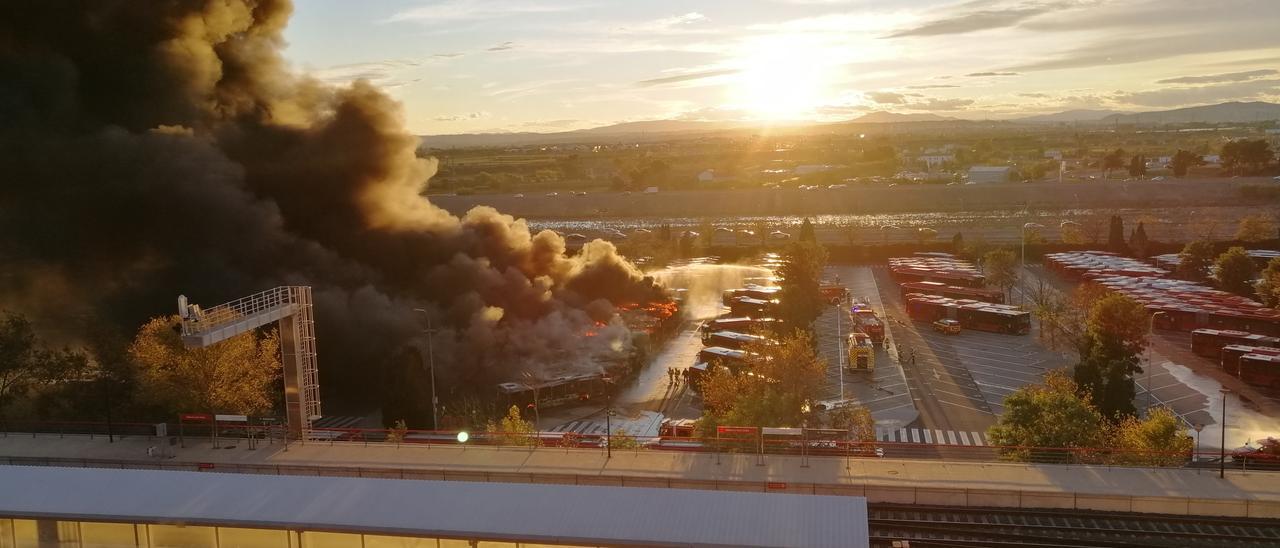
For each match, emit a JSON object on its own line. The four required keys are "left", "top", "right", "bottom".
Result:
{"left": 284, "top": 0, "right": 1280, "bottom": 134}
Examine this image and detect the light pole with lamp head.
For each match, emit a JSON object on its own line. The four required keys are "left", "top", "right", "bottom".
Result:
{"left": 836, "top": 294, "right": 845, "bottom": 402}
{"left": 1219, "top": 388, "right": 1231, "bottom": 479}
{"left": 1020, "top": 222, "right": 1044, "bottom": 307}
{"left": 1145, "top": 311, "right": 1165, "bottom": 412}
{"left": 1192, "top": 423, "right": 1204, "bottom": 472}
{"left": 412, "top": 308, "right": 439, "bottom": 430}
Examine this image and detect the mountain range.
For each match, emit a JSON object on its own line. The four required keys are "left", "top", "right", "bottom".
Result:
{"left": 421, "top": 101, "right": 1280, "bottom": 148}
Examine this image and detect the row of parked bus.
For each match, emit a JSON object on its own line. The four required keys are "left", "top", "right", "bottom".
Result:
{"left": 905, "top": 295, "right": 1031, "bottom": 335}
{"left": 1191, "top": 328, "right": 1280, "bottom": 390}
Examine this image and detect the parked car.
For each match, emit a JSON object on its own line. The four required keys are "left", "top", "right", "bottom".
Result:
{"left": 933, "top": 319, "right": 962, "bottom": 335}
{"left": 769, "top": 231, "right": 791, "bottom": 240}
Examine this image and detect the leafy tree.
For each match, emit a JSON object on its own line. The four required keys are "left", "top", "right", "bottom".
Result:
{"left": 0, "top": 312, "right": 89, "bottom": 420}
{"left": 951, "top": 232, "right": 964, "bottom": 253}
{"left": 798, "top": 218, "right": 817, "bottom": 243}
{"left": 387, "top": 419, "right": 409, "bottom": 444}
{"left": 827, "top": 405, "right": 876, "bottom": 442}
{"left": 1102, "top": 148, "right": 1126, "bottom": 177}
{"left": 1109, "top": 407, "right": 1192, "bottom": 467}
{"left": 1221, "top": 139, "right": 1273, "bottom": 175}
{"left": 776, "top": 242, "right": 829, "bottom": 330}
{"left": 1106, "top": 215, "right": 1126, "bottom": 254}
{"left": 987, "top": 371, "right": 1106, "bottom": 461}
{"left": 1170, "top": 150, "right": 1200, "bottom": 177}
{"left": 700, "top": 331, "right": 827, "bottom": 427}
{"left": 1214, "top": 246, "right": 1257, "bottom": 297}
{"left": 1255, "top": 258, "right": 1280, "bottom": 307}
{"left": 982, "top": 248, "right": 1018, "bottom": 303}
{"left": 128, "top": 316, "right": 280, "bottom": 416}
{"left": 1127, "top": 155, "right": 1146, "bottom": 177}
{"left": 1074, "top": 294, "right": 1148, "bottom": 420}
{"left": 609, "top": 429, "right": 641, "bottom": 450}
{"left": 1128, "top": 222, "right": 1150, "bottom": 259}
{"left": 485, "top": 405, "right": 540, "bottom": 447}
{"left": 1235, "top": 215, "right": 1276, "bottom": 243}
{"left": 1175, "top": 240, "right": 1215, "bottom": 281}
{"left": 1060, "top": 222, "right": 1087, "bottom": 245}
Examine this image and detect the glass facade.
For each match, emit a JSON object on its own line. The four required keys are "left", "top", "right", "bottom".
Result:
{"left": 0, "top": 519, "right": 598, "bottom": 548}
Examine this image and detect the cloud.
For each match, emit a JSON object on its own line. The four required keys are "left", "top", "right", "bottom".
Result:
{"left": 654, "top": 12, "right": 707, "bottom": 27}
{"left": 1009, "top": 30, "right": 1279, "bottom": 72}
{"left": 310, "top": 60, "right": 422, "bottom": 87}
{"left": 487, "top": 41, "right": 516, "bottom": 52}
{"left": 434, "top": 111, "right": 492, "bottom": 122}
{"left": 866, "top": 91, "right": 907, "bottom": 104}
{"left": 1112, "top": 78, "right": 1280, "bottom": 107}
{"left": 431, "top": 53, "right": 466, "bottom": 59}
{"left": 966, "top": 71, "right": 1018, "bottom": 77}
{"left": 520, "top": 119, "right": 582, "bottom": 129}
{"left": 1156, "top": 69, "right": 1277, "bottom": 85}
{"left": 904, "top": 98, "right": 975, "bottom": 111}
{"left": 1018, "top": 92, "right": 1049, "bottom": 98}
{"left": 636, "top": 69, "right": 739, "bottom": 87}
{"left": 887, "top": 1, "right": 1074, "bottom": 38}
{"left": 387, "top": 1, "right": 581, "bottom": 24}
{"left": 907, "top": 84, "right": 960, "bottom": 89}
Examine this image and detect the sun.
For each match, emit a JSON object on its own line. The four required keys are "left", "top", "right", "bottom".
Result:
{"left": 728, "top": 35, "right": 835, "bottom": 120}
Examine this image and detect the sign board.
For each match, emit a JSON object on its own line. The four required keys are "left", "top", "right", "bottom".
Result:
{"left": 155, "top": 423, "right": 168, "bottom": 437}
{"left": 180, "top": 413, "right": 212, "bottom": 422}
{"left": 761, "top": 427, "right": 801, "bottom": 436}
{"left": 717, "top": 426, "right": 756, "bottom": 435}
{"left": 805, "top": 428, "right": 848, "bottom": 438}
{"left": 214, "top": 414, "right": 248, "bottom": 422}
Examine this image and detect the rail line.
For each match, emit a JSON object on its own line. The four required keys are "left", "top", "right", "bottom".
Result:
{"left": 869, "top": 504, "right": 1280, "bottom": 547}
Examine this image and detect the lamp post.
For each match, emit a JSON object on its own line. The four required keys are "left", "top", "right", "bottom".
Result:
{"left": 1193, "top": 423, "right": 1204, "bottom": 472}
{"left": 880, "top": 225, "right": 899, "bottom": 247}
{"left": 412, "top": 308, "right": 439, "bottom": 430}
{"left": 1219, "top": 388, "right": 1230, "bottom": 479}
{"left": 603, "top": 376, "right": 614, "bottom": 459}
{"left": 1020, "top": 222, "right": 1044, "bottom": 306}
{"left": 836, "top": 296, "right": 845, "bottom": 402}
{"left": 1145, "top": 311, "right": 1165, "bottom": 413}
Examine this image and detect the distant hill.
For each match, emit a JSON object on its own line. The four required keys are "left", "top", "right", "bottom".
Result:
{"left": 1102, "top": 101, "right": 1280, "bottom": 124}
{"left": 422, "top": 119, "right": 790, "bottom": 148}
{"left": 1015, "top": 109, "right": 1125, "bottom": 123}
{"left": 851, "top": 111, "right": 956, "bottom": 123}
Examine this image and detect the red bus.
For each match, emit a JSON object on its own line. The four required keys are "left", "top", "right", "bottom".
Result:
{"left": 704, "top": 331, "right": 774, "bottom": 349}
{"left": 700, "top": 317, "right": 781, "bottom": 340}
{"left": 1240, "top": 353, "right": 1280, "bottom": 390}
{"left": 899, "top": 281, "right": 1004, "bottom": 304}
{"left": 907, "top": 296, "right": 1030, "bottom": 335}
{"left": 1222, "top": 345, "right": 1280, "bottom": 376}
{"left": 722, "top": 285, "right": 780, "bottom": 305}
{"left": 1191, "top": 329, "right": 1280, "bottom": 359}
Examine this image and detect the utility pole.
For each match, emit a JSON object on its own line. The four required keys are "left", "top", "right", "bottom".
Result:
{"left": 1219, "top": 388, "right": 1230, "bottom": 479}
{"left": 1020, "top": 223, "right": 1044, "bottom": 307}
{"left": 413, "top": 308, "right": 439, "bottom": 430}
{"left": 836, "top": 297, "right": 844, "bottom": 402}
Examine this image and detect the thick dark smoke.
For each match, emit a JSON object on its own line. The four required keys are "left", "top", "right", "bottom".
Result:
{"left": 0, "top": 0, "right": 661, "bottom": 406}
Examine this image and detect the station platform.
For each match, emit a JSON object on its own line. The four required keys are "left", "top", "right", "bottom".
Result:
{"left": 1, "top": 434, "right": 1277, "bottom": 519}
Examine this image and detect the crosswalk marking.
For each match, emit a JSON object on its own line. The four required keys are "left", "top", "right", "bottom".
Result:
{"left": 872, "top": 427, "right": 995, "bottom": 447}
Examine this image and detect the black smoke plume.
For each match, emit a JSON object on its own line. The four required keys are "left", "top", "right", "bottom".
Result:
{"left": 0, "top": 0, "right": 661, "bottom": 408}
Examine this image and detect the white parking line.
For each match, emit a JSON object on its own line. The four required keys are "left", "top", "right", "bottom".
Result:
{"left": 923, "top": 429, "right": 933, "bottom": 443}
{"left": 947, "top": 431, "right": 958, "bottom": 444}
{"left": 958, "top": 431, "right": 971, "bottom": 445}
{"left": 970, "top": 432, "right": 984, "bottom": 446}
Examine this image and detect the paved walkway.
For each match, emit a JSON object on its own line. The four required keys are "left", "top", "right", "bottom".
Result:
{"left": 2, "top": 434, "right": 1277, "bottom": 518}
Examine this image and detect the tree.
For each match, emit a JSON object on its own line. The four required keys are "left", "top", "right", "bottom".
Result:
{"left": 486, "top": 405, "right": 540, "bottom": 446}
{"left": 128, "top": 316, "right": 280, "bottom": 416}
{"left": 0, "top": 312, "right": 88, "bottom": 419}
{"left": 1175, "top": 240, "right": 1215, "bottom": 281}
{"left": 387, "top": 419, "right": 409, "bottom": 444}
{"left": 1255, "top": 258, "right": 1280, "bottom": 307}
{"left": 1128, "top": 222, "right": 1150, "bottom": 259}
{"left": 1235, "top": 215, "right": 1276, "bottom": 243}
{"left": 827, "top": 405, "right": 876, "bottom": 442}
{"left": 1109, "top": 407, "right": 1192, "bottom": 467}
{"left": 1102, "top": 148, "right": 1126, "bottom": 177}
{"left": 1106, "top": 215, "right": 1126, "bottom": 254}
{"left": 798, "top": 218, "right": 817, "bottom": 243}
{"left": 1170, "top": 150, "right": 1200, "bottom": 177}
{"left": 982, "top": 249, "right": 1018, "bottom": 303}
{"left": 1214, "top": 246, "right": 1257, "bottom": 297}
{"left": 987, "top": 371, "right": 1106, "bottom": 462}
{"left": 776, "top": 242, "right": 829, "bottom": 330}
{"left": 1127, "top": 155, "right": 1146, "bottom": 177}
{"left": 1074, "top": 294, "right": 1148, "bottom": 420}
{"left": 1222, "top": 139, "right": 1273, "bottom": 175}
{"left": 951, "top": 232, "right": 964, "bottom": 254}
{"left": 701, "top": 331, "right": 827, "bottom": 428}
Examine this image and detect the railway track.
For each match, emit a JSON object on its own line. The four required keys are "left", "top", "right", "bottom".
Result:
{"left": 869, "top": 504, "right": 1280, "bottom": 547}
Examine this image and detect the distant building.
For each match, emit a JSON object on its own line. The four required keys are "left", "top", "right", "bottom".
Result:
{"left": 696, "top": 169, "right": 735, "bottom": 183}
{"left": 917, "top": 154, "right": 955, "bottom": 168}
{"left": 1202, "top": 154, "right": 1221, "bottom": 165}
{"left": 967, "top": 166, "right": 1011, "bottom": 184}
{"left": 794, "top": 164, "right": 835, "bottom": 175}
{"left": 1043, "top": 150, "right": 1063, "bottom": 160}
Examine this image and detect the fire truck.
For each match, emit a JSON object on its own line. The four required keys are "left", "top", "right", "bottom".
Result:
{"left": 848, "top": 300, "right": 885, "bottom": 344}
{"left": 846, "top": 332, "right": 875, "bottom": 371}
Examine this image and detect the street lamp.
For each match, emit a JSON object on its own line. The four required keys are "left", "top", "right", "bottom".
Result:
{"left": 412, "top": 308, "right": 440, "bottom": 430}
{"left": 835, "top": 296, "right": 845, "bottom": 402}
{"left": 1020, "top": 223, "right": 1044, "bottom": 306}
{"left": 1193, "top": 423, "right": 1204, "bottom": 472}
{"left": 1219, "top": 388, "right": 1231, "bottom": 479}
{"left": 1145, "top": 311, "right": 1166, "bottom": 412}
{"left": 880, "top": 225, "right": 900, "bottom": 247}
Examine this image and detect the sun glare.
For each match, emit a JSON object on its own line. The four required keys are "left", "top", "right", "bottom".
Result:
{"left": 729, "top": 35, "right": 836, "bottom": 120}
